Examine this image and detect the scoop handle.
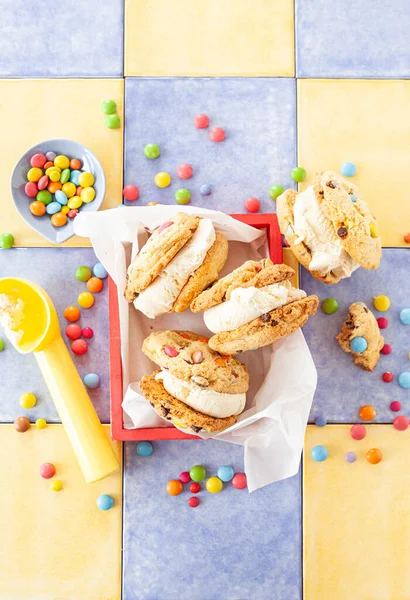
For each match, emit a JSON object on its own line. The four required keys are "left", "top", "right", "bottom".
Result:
{"left": 35, "top": 336, "right": 119, "bottom": 483}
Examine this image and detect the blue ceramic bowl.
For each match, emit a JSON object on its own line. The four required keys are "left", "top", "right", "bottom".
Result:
{"left": 10, "top": 139, "right": 106, "bottom": 244}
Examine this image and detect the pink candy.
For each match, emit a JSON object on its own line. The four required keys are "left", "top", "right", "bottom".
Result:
{"left": 179, "top": 471, "right": 191, "bottom": 484}
{"left": 350, "top": 424, "right": 366, "bottom": 440}
{"left": 81, "top": 327, "right": 94, "bottom": 339}
{"left": 164, "top": 345, "right": 179, "bottom": 357}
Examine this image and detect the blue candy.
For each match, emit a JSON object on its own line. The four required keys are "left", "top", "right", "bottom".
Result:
{"left": 97, "top": 494, "right": 114, "bottom": 511}
{"left": 341, "top": 161, "right": 356, "bottom": 177}
{"left": 217, "top": 465, "right": 234, "bottom": 482}
{"left": 400, "top": 308, "right": 410, "bottom": 325}
{"left": 398, "top": 372, "right": 410, "bottom": 389}
{"left": 315, "top": 415, "right": 327, "bottom": 427}
{"left": 200, "top": 184, "right": 212, "bottom": 196}
{"left": 350, "top": 194, "right": 357, "bottom": 202}
{"left": 137, "top": 441, "right": 153, "bottom": 457}
{"left": 83, "top": 373, "right": 100, "bottom": 389}
{"left": 54, "top": 190, "right": 68, "bottom": 205}
{"left": 70, "top": 170, "right": 82, "bottom": 185}
{"left": 350, "top": 336, "right": 368, "bottom": 353}
{"left": 93, "top": 262, "right": 108, "bottom": 279}
{"left": 46, "top": 201, "right": 62, "bottom": 215}
{"left": 311, "top": 445, "right": 328, "bottom": 462}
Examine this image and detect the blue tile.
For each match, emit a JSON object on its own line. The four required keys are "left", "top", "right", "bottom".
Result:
{"left": 0, "top": 248, "right": 110, "bottom": 423}
{"left": 0, "top": 1, "right": 123, "bottom": 77}
{"left": 301, "top": 248, "right": 410, "bottom": 423}
{"left": 124, "top": 78, "right": 296, "bottom": 215}
{"left": 296, "top": 0, "right": 410, "bottom": 78}
{"left": 123, "top": 440, "right": 302, "bottom": 600}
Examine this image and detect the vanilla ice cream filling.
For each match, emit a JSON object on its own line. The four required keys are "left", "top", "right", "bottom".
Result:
{"left": 292, "top": 186, "right": 359, "bottom": 278}
{"left": 134, "top": 219, "right": 216, "bottom": 318}
{"left": 155, "top": 370, "right": 246, "bottom": 419}
{"left": 0, "top": 294, "right": 24, "bottom": 346}
{"left": 204, "top": 280, "right": 307, "bottom": 334}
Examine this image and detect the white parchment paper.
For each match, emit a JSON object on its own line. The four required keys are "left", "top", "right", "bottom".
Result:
{"left": 74, "top": 206, "right": 317, "bottom": 492}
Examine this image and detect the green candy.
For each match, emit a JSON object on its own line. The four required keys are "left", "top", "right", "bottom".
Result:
{"left": 190, "top": 465, "right": 206, "bottom": 482}
{"left": 291, "top": 167, "right": 307, "bottom": 183}
{"left": 75, "top": 266, "right": 92, "bottom": 282}
{"left": 60, "top": 168, "right": 71, "bottom": 184}
{"left": 37, "top": 190, "right": 52, "bottom": 205}
{"left": 269, "top": 185, "right": 284, "bottom": 200}
{"left": 101, "top": 99, "right": 117, "bottom": 115}
{"left": 105, "top": 114, "right": 121, "bottom": 129}
{"left": 0, "top": 339, "right": 4, "bottom": 351}
{"left": 144, "top": 144, "right": 160, "bottom": 159}
{"left": 175, "top": 188, "right": 191, "bottom": 205}
{"left": 0, "top": 233, "right": 15, "bottom": 249}
{"left": 321, "top": 298, "right": 339, "bottom": 315}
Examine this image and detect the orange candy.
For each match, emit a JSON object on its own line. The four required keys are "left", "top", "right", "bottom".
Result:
{"left": 29, "top": 201, "right": 46, "bottom": 216}
{"left": 215, "top": 358, "right": 225, "bottom": 367}
{"left": 366, "top": 448, "right": 382, "bottom": 464}
{"left": 221, "top": 354, "right": 231, "bottom": 361}
{"left": 44, "top": 161, "right": 54, "bottom": 170}
{"left": 86, "top": 277, "right": 103, "bottom": 293}
{"left": 359, "top": 405, "right": 376, "bottom": 422}
{"left": 64, "top": 305, "right": 81, "bottom": 322}
{"left": 198, "top": 336, "right": 209, "bottom": 343}
{"left": 70, "top": 158, "right": 81, "bottom": 170}
{"left": 404, "top": 233, "right": 410, "bottom": 244}
{"left": 76, "top": 186, "right": 83, "bottom": 195}
{"left": 48, "top": 181, "right": 62, "bottom": 193}
{"left": 51, "top": 212, "right": 67, "bottom": 227}
{"left": 166, "top": 479, "right": 183, "bottom": 496}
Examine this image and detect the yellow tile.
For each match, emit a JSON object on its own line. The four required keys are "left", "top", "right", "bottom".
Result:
{"left": 283, "top": 247, "right": 299, "bottom": 288}
{"left": 125, "top": 0, "right": 294, "bottom": 76}
{"left": 0, "top": 424, "right": 122, "bottom": 600}
{"left": 2, "top": 79, "right": 123, "bottom": 247}
{"left": 304, "top": 425, "right": 410, "bottom": 600}
{"left": 298, "top": 79, "right": 410, "bottom": 247}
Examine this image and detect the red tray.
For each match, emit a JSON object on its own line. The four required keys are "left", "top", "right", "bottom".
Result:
{"left": 109, "top": 213, "right": 282, "bottom": 441}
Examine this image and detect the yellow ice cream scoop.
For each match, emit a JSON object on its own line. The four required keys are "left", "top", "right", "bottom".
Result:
{"left": 0, "top": 277, "right": 119, "bottom": 483}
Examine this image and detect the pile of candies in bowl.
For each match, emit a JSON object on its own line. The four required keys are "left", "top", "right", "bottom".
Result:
{"left": 11, "top": 139, "right": 105, "bottom": 244}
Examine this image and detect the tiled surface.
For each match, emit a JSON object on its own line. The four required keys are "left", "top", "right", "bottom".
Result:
{"left": 0, "top": 424, "right": 122, "bottom": 600}
{"left": 298, "top": 79, "right": 410, "bottom": 247}
{"left": 0, "top": 79, "right": 123, "bottom": 247}
{"left": 0, "top": 1, "right": 123, "bottom": 77}
{"left": 304, "top": 425, "right": 410, "bottom": 599}
{"left": 301, "top": 248, "right": 410, "bottom": 423}
{"left": 296, "top": 0, "right": 410, "bottom": 78}
{"left": 125, "top": 0, "right": 294, "bottom": 77}
{"left": 123, "top": 440, "right": 302, "bottom": 600}
{"left": 0, "top": 248, "right": 110, "bottom": 423}
{"left": 124, "top": 78, "right": 296, "bottom": 215}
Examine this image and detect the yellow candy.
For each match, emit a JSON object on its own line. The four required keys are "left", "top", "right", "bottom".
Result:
{"left": 19, "top": 392, "right": 37, "bottom": 409}
{"left": 67, "top": 196, "right": 83, "bottom": 209}
{"left": 80, "top": 187, "right": 96, "bottom": 203}
{"left": 78, "top": 172, "right": 95, "bottom": 188}
{"left": 78, "top": 291, "right": 95, "bottom": 309}
{"left": 154, "top": 172, "right": 171, "bottom": 188}
{"left": 62, "top": 182, "right": 76, "bottom": 198}
{"left": 61, "top": 205, "right": 70, "bottom": 215}
{"left": 147, "top": 202, "right": 158, "bottom": 206}
{"left": 45, "top": 166, "right": 61, "bottom": 176}
{"left": 370, "top": 222, "right": 379, "bottom": 238}
{"left": 374, "top": 295, "right": 390, "bottom": 312}
{"left": 35, "top": 418, "right": 47, "bottom": 430}
{"left": 48, "top": 169, "right": 61, "bottom": 182}
{"left": 51, "top": 480, "right": 63, "bottom": 492}
{"left": 54, "top": 155, "right": 69, "bottom": 170}
{"left": 27, "top": 167, "right": 43, "bottom": 182}
{"left": 206, "top": 477, "right": 223, "bottom": 494}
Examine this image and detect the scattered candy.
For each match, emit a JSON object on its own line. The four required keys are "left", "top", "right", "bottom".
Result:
{"left": 81, "top": 327, "right": 94, "bottom": 339}
{"left": 340, "top": 161, "right": 357, "bottom": 177}
{"left": 350, "top": 194, "right": 357, "bottom": 202}
{"left": 374, "top": 295, "right": 390, "bottom": 312}
{"left": 321, "top": 298, "right": 338, "bottom": 315}
{"left": 366, "top": 448, "right": 382, "bottom": 465}
{"left": 190, "top": 482, "right": 201, "bottom": 493}
{"left": 245, "top": 197, "right": 260, "bottom": 213}
{"left": 123, "top": 185, "right": 139, "bottom": 201}
{"left": 206, "top": 477, "right": 223, "bottom": 494}
{"left": 315, "top": 415, "right": 327, "bottom": 427}
{"left": 311, "top": 445, "right": 328, "bottom": 462}
{"left": 400, "top": 308, "right": 410, "bottom": 325}
{"left": 51, "top": 480, "right": 63, "bottom": 492}
{"left": 70, "top": 159, "right": 81, "bottom": 170}
{"left": 105, "top": 114, "right": 121, "bottom": 129}
{"left": 155, "top": 172, "right": 171, "bottom": 188}
{"left": 51, "top": 212, "right": 67, "bottom": 227}
{"left": 381, "top": 344, "right": 392, "bottom": 355}
{"left": 97, "top": 494, "right": 115, "bottom": 510}
{"left": 269, "top": 185, "right": 284, "bottom": 200}
{"left": 350, "top": 336, "right": 368, "bottom": 353}
{"left": 377, "top": 317, "right": 388, "bottom": 329}
{"left": 390, "top": 401, "right": 401, "bottom": 412}
{"left": 40, "top": 463, "right": 56, "bottom": 479}
{"left": 68, "top": 209, "right": 78, "bottom": 219}
{"left": 398, "top": 372, "right": 410, "bottom": 389}
{"left": 71, "top": 339, "right": 88, "bottom": 356}
{"left": 393, "top": 415, "right": 409, "bottom": 431}
{"left": 166, "top": 480, "right": 184, "bottom": 496}
{"left": 188, "top": 497, "right": 200, "bottom": 508}
{"left": 0, "top": 233, "right": 14, "bottom": 249}
{"left": 345, "top": 452, "right": 356, "bottom": 463}
{"left": 189, "top": 465, "right": 206, "bottom": 482}
{"left": 232, "top": 473, "right": 247, "bottom": 489}
{"left": 144, "top": 144, "right": 161, "bottom": 159}
{"left": 14, "top": 416, "right": 30, "bottom": 433}
{"left": 175, "top": 188, "right": 191, "bottom": 205}
{"left": 93, "top": 263, "right": 108, "bottom": 279}
{"left": 87, "top": 277, "right": 104, "bottom": 293}
{"left": 209, "top": 127, "right": 225, "bottom": 142}
{"left": 217, "top": 465, "right": 234, "bottom": 482}
{"left": 194, "top": 114, "right": 209, "bottom": 129}
{"left": 0, "top": 339, "right": 4, "bottom": 351}
{"left": 76, "top": 266, "right": 92, "bottom": 282}
{"left": 19, "top": 392, "right": 37, "bottom": 409}
{"left": 359, "top": 405, "right": 376, "bottom": 422}
{"left": 30, "top": 201, "right": 46, "bottom": 216}
{"left": 382, "top": 371, "right": 393, "bottom": 383}
{"left": 370, "top": 223, "right": 379, "bottom": 238}
{"left": 137, "top": 441, "right": 153, "bottom": 457}
{"left": 350, "top": 424, "right": 366, "bottom": 440}
{"left": 177, "top": 164, "right": 193, "bottom": 179}
{"left": 78, "top": 292, "right": 95, "bottom": 309}
{"left": 179, "top": 471, "right": 191, "bottom": 484}
{"left": 35, "top": 418, "right": 47, "bottom": 429}
{"left": 101, "top": 99, "right": 117, "bottom": 115}
{"left": 291, "top": 167, "right": 306, "bottom": 183}
{"left": 64, "top": 305, "right": 81, "bottom": 322}
{"left": 404, "top": 233, "right": 410, "bottom": 244}
{"left": 84, "top": 373, "right": 100, "bottom": 389}
{"left": 200, "top": 184, "right": 212, "bottom": 196}
{"left": 146, "top": 202, "right": 157, "bottom": 206}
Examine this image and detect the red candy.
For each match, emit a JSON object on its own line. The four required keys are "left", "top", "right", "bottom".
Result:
{"left": 37, "top": 175, "right": 49, "bottom": 191}
{"left": 390, "top": 401, "right": 401, "bottom": 412}
{"left": 68, "top": 209, "right": 79, "bottom": 218}
{"left": 188, "top": 497, "right": 200, "bottom": 508}
{"left": 66, "top": 324, "right": 82, "bottom": 341}
{"left": 393, "top": 416, "right": 409, "bottom": 431}
{"left": 25, "top": 181, "right": 38, "bottom": 198}
{"left": 232, "top": 473, "right": 247, "bottom": 490}
{"left": 179, "top": 471, "right": 191, "bottom": 484}
{"left": 81, "top": 327, "right": 94, "bottom": 339}
{"left": 209, "top": 127, "right": 225, "bottom": 142}
{"left": 377, "top": 317, "right": 388, "bottom": 329}
{"left": 382, "top": 372, "right": 393, "bottom": 383}
{"left": 381, "top": 344, "right": 392, "bottom": 355}
{"left": 194, "top": 114, "right": 209, "bottom": 129}
{"left": 245, "top": 197, "right": 260, "bottom": 213}
{"left": 350, "top": 423, "right": 366, "bottom": 440}
{"left": 177, "top": 164, "right": 193, "bottom": 179}
{"left": 189, "top": 482, "right": 201, "bottom": 494}
{"left": 30, "top": 153, "right": 47, "bottom": 169}
{"left": 40, "top": 462, "right": 56, "bottom": 479}
{"left": 71, "top": 339, "right": 88, "bottom": 356}
{"left": 123, "top": 185, "right": 139, "bottom": 201}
